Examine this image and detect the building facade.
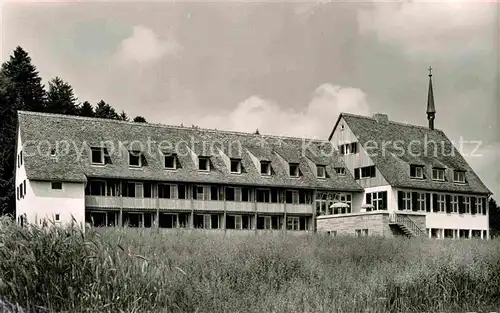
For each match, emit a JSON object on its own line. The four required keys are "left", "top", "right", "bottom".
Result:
{"left": 14, "top": 73, "right": 492, "bottom": 238}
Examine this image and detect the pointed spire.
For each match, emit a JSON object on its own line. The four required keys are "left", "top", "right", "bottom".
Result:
{"left": 426, "top": 66, "right": 436, "bottom": 130}
{"left": 427, "top": 66, "right": 436, "bottom": 114}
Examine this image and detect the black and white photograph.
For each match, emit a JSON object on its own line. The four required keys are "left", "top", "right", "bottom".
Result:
{"left": 0, "top": 0, "right": 499, "bottom": 312}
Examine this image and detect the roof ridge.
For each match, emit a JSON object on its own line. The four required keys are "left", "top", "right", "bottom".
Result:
{"left": 341, "top": 112, "right": 442, "bottom": 132}
{"left": 18, "top": 110, "right": 329, "bottom": 143}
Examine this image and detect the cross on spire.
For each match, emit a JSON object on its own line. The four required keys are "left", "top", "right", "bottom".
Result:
{"left": 428, "top": 66, "right": 433, "bottom": 77}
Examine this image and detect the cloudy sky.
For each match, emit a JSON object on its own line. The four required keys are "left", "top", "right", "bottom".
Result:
{"left": 1, "top": 0, "right": 499, "bottom": 197}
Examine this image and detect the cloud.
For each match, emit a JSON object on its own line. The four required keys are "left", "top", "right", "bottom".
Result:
{"left": 114, "top": 25, "right": 181, "bottom": 64}
{"left": 357, "top": 0, "right": 495, "bottom": 54}
{"left": 159, "top": 83, "right": 370, "bottom": 139}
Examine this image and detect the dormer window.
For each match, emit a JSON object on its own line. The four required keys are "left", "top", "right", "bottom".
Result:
{"left": 410, "top": 165, "right": 424, "bottom": 179}
{"left": 335, "top": 167, "right": 346, "bottom": 176}
{"left": 230, "top": 159, "right": 242, "bottom": 174}
{"left": 198, "top": 157, "right": 210, "bottom": 171}
{"left": 260, "top": 161, "right": 271, "bottom": 176}
{"left": 453, "top": 170, "right": 466, "bottom": 183}
{"left": 432, "top": 168, "right": 445, "bottom": 181}
{"left": 91, "top": 147, "right": 104, "bottom": 165}
{"left": 129, "top": 151, "right": 142, "bottom": 167}
{"left": 164, "top": 154, "right": 177, "bottom": 169}
{"left": 289, "top": 163, "right": 299, "bottom": 177}
{"left": 317, "top": 165, "right": 326, "bottom": 178}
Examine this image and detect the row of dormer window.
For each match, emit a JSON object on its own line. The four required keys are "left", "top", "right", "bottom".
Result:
{"left": 89, "top": 147, "right": 342, "bottom": 179}
{"left": 410, "top": 165, "right": 466, "bottom": 183}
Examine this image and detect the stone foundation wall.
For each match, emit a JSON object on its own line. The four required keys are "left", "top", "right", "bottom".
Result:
{"left": 317, "top": 212, "right": 393, "bottom": 237}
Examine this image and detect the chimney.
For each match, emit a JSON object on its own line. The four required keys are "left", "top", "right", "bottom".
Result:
{"left": 427, "top": 66, "right": 436, "bottom": 130}
{"left": 373, "top": 113, "right": 389, "bottom": 124}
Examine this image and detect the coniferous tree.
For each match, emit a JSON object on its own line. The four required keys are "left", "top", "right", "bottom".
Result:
{"left": 94, "top": 100, "right": 119, "bottom": 120}
{"left": 0, "top": 71, "right": 19, "bottom": 214}
{"left": 1, "top": 46, "right": 46, "bottom": 112}
{"left": 133, "top": 116, "right": 146, "bottom": 123}
{"left": 46, "top": 77, "right": 78, "bottom": 115}
{"left": 119, "top": 110, "right": 129, "bottom": 121}
{"left": 78, "top": 101, "right": 94, "bottom": 117}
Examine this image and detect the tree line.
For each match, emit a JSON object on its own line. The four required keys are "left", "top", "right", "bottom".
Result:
{"left": 0, "top": 46, "right": 499, "bottom": 238}
{"left": 0, "top": 46, "right": 146, "bottom": 215}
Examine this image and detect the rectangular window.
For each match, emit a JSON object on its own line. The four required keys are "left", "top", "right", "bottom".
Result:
{"left": 51, "top": 182, "right": 62, "bottom": 190}
{"left": 287, "top": 216, "right": 300, "bottom": 230}
{"left": 335, "top": 167, "right": 346, "bottom": 176}
{"left": 55, "top": 214, "right": 60, "bottom": 221}
{"left": 317, "top": 165, "right": 326, "bottom": 178}
{"left": 339, "top": 142, "right": 358, "bottom": 155}
{"left": 203, "top": 214, "right": 211, "bottom": 229}
{"left": 438, "top": 194, "right": 446, "bottom": 212}
{"left": 403, "top": 192, "right": 412, "bottom": 210}
{"left": 23, "top": 180, "right": 26, "bottom": 197}
{"left": 20, "top": 150, "right": 23, "bottom": 166}
{"left": 230, "top": 159, "right": 242, "bottom": 174}
{"left": 417, "top": 193, "right": 426, "bottom": 211}
{"left": 453, "top": 171, "right": 465, "bottom": 183}
{"left": 198, "top": 157, "right": 210, "bottom": 171}
{"left": 432, "top": 168, "right": 445, "bottom": 181}
{"left": 410, "top": 165, "right": 424, "bottom": 179}
{"left": 285, "top": 190, "right": 300, "bottom": 204}
{"left": 289, "top": 163, "right": 299, "bottom": 177}
{"left": 476, "top": 197, "right": 483, "bottom": 215}
{"left": 451, "top": 195, "right": 459, "bottom": 213}
{"left": 129, "top": 151, "right": 142, "bottom": 167}
{"left": 256, "top": 189, "right": 270, "bottom": 202}
{"left": 355, "top": 166, "right": 376, "bottom": 179}
{"left": 91, "top": 147, "right": 104, "bottom": 164}
{"left": 264, "top": 216, "right": 272, "bottom": 230}
{"left": 234, "top": 215, "right": 242, "bottom": 230}
{"left": 164, "top": 154, "right": 177, "bottom": 169}
{"left": 464, "top": 196, "right": 471, "bottom": 213}
{"left": 367, "top": 191, "right": 387, "bottom": 210}
{"left": 260, "top": 161, "right": 271, "bottom": 175}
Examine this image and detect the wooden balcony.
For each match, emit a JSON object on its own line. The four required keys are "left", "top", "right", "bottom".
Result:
{"left": 225, "top": 201, "right": 254, "bottom": 213}
{"left": 258, "top": 203, "right": 285, "bottom": 213}
{"left": 122, "top": 197, "right": 156, "bottom": 210}
{"left": 193, "top": 200, "right": 225, "bottom": 211}
{"left": 286, "top": 204, "right": 313, "bottom": 214}
{"left": 85, "top": 196, "right": 121, "bottom": 208}
{"left": 159, "top": 199, "right": 191, "bottom": 211}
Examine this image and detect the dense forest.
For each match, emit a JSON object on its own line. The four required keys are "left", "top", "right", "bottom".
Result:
{"left": 0, "top": 46, "right": 499, "bottom": 237}
{"left": 0, "top": 46, "right": 146, "bottom": 215}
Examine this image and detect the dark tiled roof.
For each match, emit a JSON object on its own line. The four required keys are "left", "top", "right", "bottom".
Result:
{"left": 338, "top": 113, "right": 491, "bottom": 195}
{"left": 18, "top": 111, "right": 362, "bottom": 191}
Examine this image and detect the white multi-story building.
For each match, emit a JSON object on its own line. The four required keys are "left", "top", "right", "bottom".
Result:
{"left": 14, "top": 71, "right": 491, "bottom": 238}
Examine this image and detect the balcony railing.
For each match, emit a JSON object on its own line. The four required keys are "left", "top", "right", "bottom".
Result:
{"left": 86, "top": 196, "right": 312, "bottom": 214}
{"left": 86, "top": 196, "right": 121, "bottom": 208}
{"left": 159, "top": 199, "right": 191, "bottom": 211}
{"left": 226, "top": 201, "right": 254, "bottom": 213}
{"left": 287, "top": 204, "right": 312, "bottom": 214}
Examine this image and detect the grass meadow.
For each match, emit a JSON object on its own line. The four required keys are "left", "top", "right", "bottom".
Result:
{"left": 0, "top": 217, "right": 499, "bottom": 313}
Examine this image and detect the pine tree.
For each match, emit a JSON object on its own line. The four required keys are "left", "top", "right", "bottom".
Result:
{"left": 1, "top": 46, "right": 46, "bottom": 112}
{"left": 0, "top": 72, "right": 18, "bottom": 215}
{"left": 119, "top": 110, "right": 129, "bottom": 121}
{"left": 78, "top": 101, "right": 94, "bottom": 117}
{"left": 94, "top": 100, "right": 119, "bottom": 120}
{"left": 46, "top": 77, "right": 78, "bottom": 115}
{"left": 133, "top": 116, "right": 147, "bottom": 123}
